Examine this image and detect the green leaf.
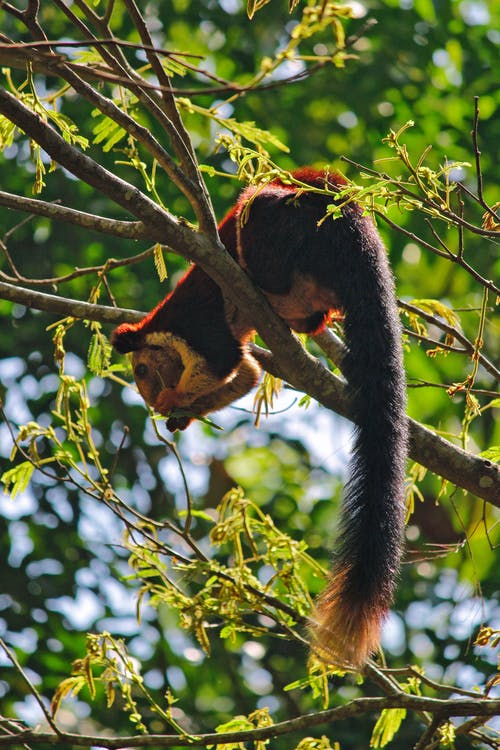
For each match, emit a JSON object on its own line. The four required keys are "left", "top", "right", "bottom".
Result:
{"left": 479, "top": 446, "right": 500, "bottom": 463}
{"left": 177, "top": 98, "right": 289, "bottom": 152}
{"left": 1, "top": 461, "right": 34, "bottom": 499}
{"left": 216, "top": 716, "right": 254, "bottom": 733}
{"left": 294, "top": 737, "right": 339, "bottom": 750}
{"left": 178, "top": 508, "right": 215, "bottom": 522}
{"left": 485, "top": 398, "right": 500, "bottom": 409}
{"left": 370, "top": 708, "right": 407, "bottom": 748}
{"left": 408, "top": 298, "right": 460, "bottom": 329}
{"left": 91, "top": 112, "right": 127, "bottom": 151}
{"left": 0, "top": 114, "right": 16, "bottom": 149}
{"left": 438, "top": 721, "right": 456, "bottom": 747}
{"left": 51, "top": 676, "right": 86, "bottom": 717}
{"left": 153, "top": 243, "right": 168, "bottom": 281}
{"left": 87, "top": 332, "right": 112, "bottom": 375}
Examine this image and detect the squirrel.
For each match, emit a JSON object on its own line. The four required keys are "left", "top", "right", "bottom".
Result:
{"left": 111, "top": 168, "right": 408, "bottom": 668}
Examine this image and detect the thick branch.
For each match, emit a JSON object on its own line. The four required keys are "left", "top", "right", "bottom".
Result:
{"left": 0, "top": 191, "right": 147, "bottom": 238}
{"left": 52, "top": 0, "right": 211, "bottom": 219}
{"left": 0, "top": 281, "right": 139, "bottom": 324}
{"left": 1, "top": 33, "right": 214, "bottom": 229}
{"left": 0, "top": 87, "right": 189, "bottom": 247}
{"left": 407, "top": 424, "right": 498, "bottom": 503}
{"left": 0, "top": 695, "right": 498, "bottom": 747}
{"left": 56, "top": 67, "right": 209, "bottom": 226}
{"left": 0, "top": 282, "right": 498, "bottom": 507}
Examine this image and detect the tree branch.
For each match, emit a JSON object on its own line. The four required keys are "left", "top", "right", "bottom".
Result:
{"left": 52, "top": 0, "right": 214, "bottom": 230}
{"left": 0, "top": 639, "right": 61, "bottom": 737}
{"left": 0, "top": 280, "right": 140, "bottom": 324}
{"left": 1, "top": 281, "right": 498, "bottom": 507}
{"left": 342, "top": 156, "right": 500, "bottom": 240}
{"left": 0, "top": 87, "right": 186, "bottom": 242}
{"left": 0, "top": 190, "right": 147, "bottom": 238}
{"left": 399, "top": 300, "right": 500, "bottom": 383}
{"left": 0, "top": 695, "right": 498, "bottom": 747}
{"left": 55, "top": 65, "right": 210, "bottom": 227}
{"left": 0, "top": 244, "right": 156, "bottom": 287}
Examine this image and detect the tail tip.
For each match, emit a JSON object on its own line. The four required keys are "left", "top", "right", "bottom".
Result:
{"left": 309, "top": 581, "right": 387, "bottom": 670}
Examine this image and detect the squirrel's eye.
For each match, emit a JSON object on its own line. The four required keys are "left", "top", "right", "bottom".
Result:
{"left": 135, "top": 363, "right": 148, "bottom": 378}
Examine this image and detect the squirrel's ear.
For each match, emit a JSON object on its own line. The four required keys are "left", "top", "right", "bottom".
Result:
{"left": 110, "top": 323, "right": 145, "bottom": 353}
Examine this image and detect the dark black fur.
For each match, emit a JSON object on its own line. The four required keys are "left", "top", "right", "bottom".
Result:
{"left": 239, "top": 173, "right": 407, "bottom": 619}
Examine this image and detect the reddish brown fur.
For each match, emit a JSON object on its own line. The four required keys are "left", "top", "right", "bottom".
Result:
{"left": 311, "top": 567, "right": 386, "bottom": 669}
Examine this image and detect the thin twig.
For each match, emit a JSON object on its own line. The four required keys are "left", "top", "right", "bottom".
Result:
{"left": 458, "top": 180, "right": 499, "bottom": 223}
{"left": 0, "top": 243, "right": 155, "bottom": 287}
{"left": 456, "top": 184, "right": 465, "bottom": 260}
{"left": 0, "top": 38, "right": 205, "bottom": 60}
{"left": 383, "top": 665, "right": 486, "bottom": 700}
{"left": 402, "top": 328, "right": 468, "bottom": 355}
{"left": 423, "top": 218, "right": 455, "bottom": 258}
{"left": 472, "top": 96, "right": 485, "bottom": 207}
{"left": 413, "top": 716, "right": 444, "bottom": 750}
{"left": 0, "top": 639, "right": 61, "bottom": 736}
{"left": 342, "top": 155, "right": 500, "bottom": 240}
{"left": 400, "top": 300, "right": 500, "bottom": 382}
{"left": 408, "top": 379, "right": 498, "bottom": 399}
{"left": 150, "top": 416, "right": 195, "bottom": 536}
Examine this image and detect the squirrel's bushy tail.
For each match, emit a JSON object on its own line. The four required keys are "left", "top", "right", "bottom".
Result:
{"left": 310, "top": 205, "right": 408, "bottom": 669}
{"left": 238, "top": 171, "right": 408, "bottom": 668}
